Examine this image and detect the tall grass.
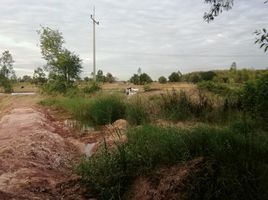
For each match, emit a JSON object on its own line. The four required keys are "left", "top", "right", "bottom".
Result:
{"left": 77, "top": 122, "right": 268, "bottom": 200}
{"left": 87, "top": 95, "right": 126, "bottom": 126}
{"left": 159, "top": 90, "right": 213, "bottom": 121}
{"left": 126, "top": 96, "right": 150, "bottom": 125}
{"left": 40, "top": 94, "right": 126, "bottom": 126}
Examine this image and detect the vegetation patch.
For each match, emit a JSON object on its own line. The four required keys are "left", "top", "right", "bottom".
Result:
{"left": 77, "top": 123, "right": 268, "bottom": 200}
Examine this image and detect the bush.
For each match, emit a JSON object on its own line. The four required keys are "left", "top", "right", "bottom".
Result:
{"left": 77, "top": 124, "right": 268, "bottom": 200}
{"left": 197, "top": 81, "right": 231, "bottom": 95}
{"left": 83, "top": 82, "right": 101, "bottom": 94}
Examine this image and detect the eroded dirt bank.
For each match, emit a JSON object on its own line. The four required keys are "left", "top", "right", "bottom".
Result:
{"left": 0, "top": 107, "right": 87, "bottom": 200}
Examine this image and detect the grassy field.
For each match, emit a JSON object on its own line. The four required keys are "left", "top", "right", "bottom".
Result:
{"left": 0, "top": 82, "right": 38, "bottom": 93}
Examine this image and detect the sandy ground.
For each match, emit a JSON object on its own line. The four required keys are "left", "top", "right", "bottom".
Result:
{"left": 0, "top": 105, "right": 88, "bottom": 199}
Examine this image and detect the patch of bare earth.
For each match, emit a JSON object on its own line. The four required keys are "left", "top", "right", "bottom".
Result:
{"left": 0, "top": 107, "right": 87, "bottom": 200}
{"left": 124, "top": 157, "right": 213, "bottom": 200}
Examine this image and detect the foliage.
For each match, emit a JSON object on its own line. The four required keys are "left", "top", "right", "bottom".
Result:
{"left": 77, "top": 124, "right": 268, "bottom": 200}
{"left": 38, "top": 26, "right": 82, "bottom": 91}
{"left": 0, "top": 50, "right": 15, "bottom": 93}
{"left": 168, "top": 71, "right": 182, "bottom": 82}
{"left": 0, "top": 50, "right": 15, "bottom": 79}
{"left": 106, "top": 73, "right": 116, "bottom": 83}
{"left": 129, "top": 73, "right": 153, "bottom": 85}
{"left": 33, "top": 67, "right": 47, "bottom": 85}
{"left": 242, "top": 73, "right": 268, "bottom": 123}
{"left": 203, "top": 0, "right": 234, "bottom": 22}
{"left": 158, "top": 76, "right": 167, "bottom": 84}
{"left": 200, "top": 71, "right": 216, "bottom": 81}
{"left": 255, "top": 29, "right": 268, "bottom": 52}
{"left": 83, "top": 82, "right": 102, "bottom": 94}
{"left": 197, "top": 81, "right": 231, "bottom": 95}
{"left": 20, "top": 75, "right": 33, "bottom": 83}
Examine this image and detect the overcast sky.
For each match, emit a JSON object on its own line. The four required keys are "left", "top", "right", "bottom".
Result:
{"left": 0, "top": 0, "right": 267, "bottom": 80}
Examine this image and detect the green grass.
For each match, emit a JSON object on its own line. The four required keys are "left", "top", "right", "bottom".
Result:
{"left": 77, "top": 122, "right": 268, "bottom": 200}
{"left": 126, "top": 96, "right": 150, "bottom": 125}
{"left": 40, "top": 94, "right": 126, "bottom": 126}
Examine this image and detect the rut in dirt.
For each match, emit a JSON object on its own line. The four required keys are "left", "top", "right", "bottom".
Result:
{"left": 0, "top": 107, "right": 87, "bottom": 200}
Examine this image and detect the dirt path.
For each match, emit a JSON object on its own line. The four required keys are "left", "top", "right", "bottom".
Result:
{"left": 0, "top": 106, "right": 87, "bottom": 200}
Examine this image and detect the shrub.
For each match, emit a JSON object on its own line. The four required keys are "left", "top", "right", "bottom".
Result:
{"left": 83, "top": 82, "right": 101, "bottom": 94}
{"left": 197, "top": 81, "right": 231, "bottom": 95}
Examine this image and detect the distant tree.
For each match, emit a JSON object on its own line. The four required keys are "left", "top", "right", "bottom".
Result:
{"left": 138, "top": 67, "right": 142, "bottom": 75}
{"left": 106, "top": 73, "right": 116, "bottom": 83}
{"left": 0, "top": 50, "right": 15, "bottom": 93}
{"left": 21, "top": 75, "right": 33, "bottom": 82}
{"left": 96, "top": 70, "right": 106, "bottom": 82}
{"left": 189, "top": 73, "right": 202, "bottom": 83}
{"left": 230, "top": 62, "right": 237, "bottom": 71}
{"left": 140, "top": 73, "right": 153, "bottom": 84}
{"left": 158, "top": 76, "right": 167, "bottom": 84}
{"left": 129, "top": 73, "right": 153, "bottom": 85}
{"left": 38, "top": 26, "right": 82, "bottom": 90}
{"left": 200, "top": 71, "right": 217, "bottom": 81}
{"left": 168, "top": 72, "right": 182, "bottom": 82}
{"left": 0, "top": 50, "right": 15, "bottom": 79}
{"left": 84, "top": 76, "right": 90, "bottom": 82}
{"left": 33, "top": 67, "right": 47, "bottom": 85}
{"left": 129, "top": 74, "right": 140, "bottom": 85}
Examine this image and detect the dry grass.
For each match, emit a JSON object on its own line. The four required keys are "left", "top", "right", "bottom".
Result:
{"left": 0, "top": 82, "right": 38, "bottom": 93}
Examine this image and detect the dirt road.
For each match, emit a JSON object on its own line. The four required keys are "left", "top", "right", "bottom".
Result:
{"left": 0, "top": 106, "right": 87, "bottom": 200}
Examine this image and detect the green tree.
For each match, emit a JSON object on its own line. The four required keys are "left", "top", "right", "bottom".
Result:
{"left": 96, "top": 70, "right": 106, "bottom": 82}
{"left": 38, "top": 27, "right": 82, "bottom": 90}
{"left": 33, "top": 67, "right": 47, "bottom": 85}
{"left": 106, "top": 73, "right": 116, "bottom": 83}
{"left": 0, "top": 50, "right": 15, "bottom": 79}
{"left": 200, "top": 71, "right": 216, "bottom": 81}
{"left": 140, "top": 73, "right": 153, "bottom": 84}
{"left": 230, "top": 62, "right": 237, "bottom": 71}
{"left": 129, "top": 73, "right": 152, "bottom": 85}
{"left": 129, "top": 74, "right": 140, "bottom": 85}
{"left": 21, "top": 75, "right": 33, "bottom": 82}
{"left": 158, "top": 76, "right": 167, "bottom": 84}
{"left": 168, "top": 72, "right": 181, "bottom": 82}
{"left": 0, "top": 50, "right": 15, "bottom": 93}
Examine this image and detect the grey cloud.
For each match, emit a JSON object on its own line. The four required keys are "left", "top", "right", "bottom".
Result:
{"left": 0, "top": 0, "right": 267, "bottom": 79}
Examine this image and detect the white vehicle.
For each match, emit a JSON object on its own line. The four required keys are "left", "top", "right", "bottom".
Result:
{"left": 126, "top": 87, "right": 139, "bottom": 95}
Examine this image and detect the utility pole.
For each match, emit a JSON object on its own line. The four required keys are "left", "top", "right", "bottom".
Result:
{"left": 90, "top": 7, "right": 99, "bottom": 81}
